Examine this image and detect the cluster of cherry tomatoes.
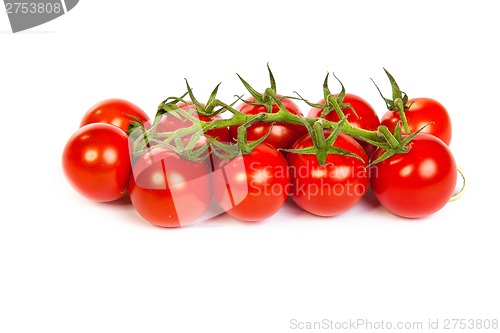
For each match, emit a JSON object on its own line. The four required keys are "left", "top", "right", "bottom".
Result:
{"left": 62, "top": 71, "right": 459, "bottom": 228}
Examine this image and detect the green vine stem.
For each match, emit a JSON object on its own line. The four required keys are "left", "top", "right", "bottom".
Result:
{"left": 129, "top": 70, "right": 417, "bottom": 166}
{"left": 130, "top": 100, "right": 397, "bottom": 165}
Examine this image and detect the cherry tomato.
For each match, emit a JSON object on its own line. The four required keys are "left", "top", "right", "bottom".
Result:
{"left": 286, "top": 133, "right": 369, "bottom": 217}
{"left": 62, "top": 123, "right": 131, "bottom": 202}
{"left": 212, "top": 143, "right": 290, "bottom": 221}
{"left": 381, "top": 97, "right": 452, "bottom": 145}
{"left": 156, "top": 101, "right": 230, "bottom": 142}
{"left": 308, "top": 93, "right": 380, "bottom": 156}
{"left": 229, "top": 96, "right": 308, "bottom": 150}
{"left": 80, "top": 98, "right": 150, "bottom": 133}
{"left": 129, "top": 147, "right": 212, "bottom": 227}
{"left": 370, "top": 133, "right": 456, "bottom": 218}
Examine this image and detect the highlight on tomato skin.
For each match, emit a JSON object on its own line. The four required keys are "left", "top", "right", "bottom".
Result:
{"left": 369, "top": 133, "right": 457, "bottom": 219}
{"left": 128, "top": 147, "right": 213, "bottom": 228}
{"left": 62, "top": 123, "right": 131, "bottom": 202}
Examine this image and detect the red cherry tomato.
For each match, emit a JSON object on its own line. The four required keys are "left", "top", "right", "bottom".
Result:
{"left": 370, "top": 133, "right": 456, "bottom": 218}
{"left": 286, "top": 133, "right": 369, "bottom": 217}
{"left": 229, "top": 96, "right": 308, "bottom": 150}
{"left": 80, "top": 98, "right": 150, "bottom": 133}
{"left": 128, "top": 147, "right": 212, "bottom": 227}
{"left": 381, "top": 97, "right": 452, "bottom": 145}
{"left": 62, "top": 123, "right": 131, "bottom": 202}
{"left": 308, "top": 93, "right": 380, "bottom": 156}
{"left": 212, "top": 143, "right": 290, "bottom": 221}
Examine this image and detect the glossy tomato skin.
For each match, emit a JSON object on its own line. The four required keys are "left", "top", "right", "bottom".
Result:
{"left": 307, "top": 94, "right": 380, "bottom": 157}
{"left": 286, "top": 133, "right": 369, "bottom": 217}
{"left": 128, "top": 147, "right": 212, "bottom": 227}
{"left": 62, "top": 123, "right": 131, "bottom": 202}
{"left": 212, "top": 143, "right": 290, "bottom": 222}
{"left": 80, "top": 98, "right": 150, "bottom": 133}
{"left": 370, "top": 133, "right": 456, "bottom": 218}
{"left": 381, "top": 97, "right": 452, "bottom": 145}
{"left": 156, "top": 101, "right": 230, "bottom": 142}
{"left": 229, "top": 96, "right": 308, "bottom": 150}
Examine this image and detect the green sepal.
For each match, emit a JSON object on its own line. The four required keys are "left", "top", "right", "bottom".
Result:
{"left": 236, "top": 73, "right": 263, "bottom": 102}
{"left": 279, "top": 146, "right": 319, "bottom": 155}
{"left": 369, "top": 122, "right": 433, "bottom": 166}
{"left": 325, "top": 117, "right": 364, "bottom": 163}
{"left": 157, "top": 91, "right": 189, "bottom": 112}
{"left": 202, "top": 83, "right": 222, "bottom": 116}
{"left": 293, "top": 91, "right": 325, "bottom": 109}
{"left": 280, "top": 141, "right": 364, "bottom": 164}
{"left": 331, "top": 73, "right": 358, "bottom": 118}
{"left": 372, "top": 68, "right": 411, "bottom": 133}
{"left": 205, "top": 136, "right": 241, "bottom": 160}
{"left": 400, "top": 122, "right": 433, "bottom": 146}
{"left": 126, "top": 114, "right": 146, "bottom": 136}
{"left": 369, "top": 149, "right": 396, "bottom": 166}
{"left": 242, "top": 127, "right": 272, "bottom": 154}
{"left": 267, "top": 63, "right": 277, "bottom": 93}
{"left": 383, "top": 68, "right": 409, "bottom": 108}
{"left": 393, "top": 121, "right": 403, "bottom": 142}
{"left": 154, "top": 102, "right": 185, "bottom": 133}
{"left": 236, "top": 113, "right": 272, "bottom": 154}
{"left": 322, "top": 72, "right": 332, "bottom": 103}
{"left": 324, "top": 116, "right": 345, "bottom": 145}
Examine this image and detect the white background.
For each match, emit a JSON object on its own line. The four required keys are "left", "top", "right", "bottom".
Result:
{"left": 1, "top": 1, "right": 499, "bottom": 332}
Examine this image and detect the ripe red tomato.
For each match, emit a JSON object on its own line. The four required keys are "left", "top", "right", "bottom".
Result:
{"left": 80, "top": 98, "right": 150, "bottom": 133}
{"left": 307, "top": 93, "right": 380, "bottom": 156}
{"left": 381, "top": 97, "right": 452, "bottom": 145}
{"left": 229, "top": 96, "right": 308, "bottom": 150}
{"left": 128, "top": 147, "right": 212, "bottom": 227}
{"left": 156, "top": 101, "right": 230, "bottom": 142}
{"left": 62, "top": 123, "right": 131, "bottom": 202}
{"left": 286, "top": 133, "right": 369, "bottom": 217}
{"left": 370, "top": 133, "right": 456, "bottom": 218}
{"left": 212, "top": 143, "right": 290, "bottom": 221}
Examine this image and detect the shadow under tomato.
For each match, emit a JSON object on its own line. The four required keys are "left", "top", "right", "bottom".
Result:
{"left": 362, "top": 187, "right": 381, "bottom": 209}
{"left": 99, "top": 194, "right": 132, "bottom": 206}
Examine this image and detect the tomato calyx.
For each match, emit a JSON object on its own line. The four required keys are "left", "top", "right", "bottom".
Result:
{"left": 235, "top": 63, "right": 281, "bottom": 113}
{"left": 282, "top": 117, "right": 363, "bottom": 166}
{"left": 371, "top": 68, "right": 411, "bottom": 133}
{"left": 297, "top": 72, "right": 359, "bottom": 120}
{"left": 206, "top": 113, "right": 274, "bottom": 159}
{"left": 370, "top": 121, "right": 432, "bottom": 165}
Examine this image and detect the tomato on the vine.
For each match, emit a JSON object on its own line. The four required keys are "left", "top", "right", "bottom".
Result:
{"left": 62, "top": 123, "right": 131, "bottom": 202}
{"left": 229, "top": 96, "right": 308, "bottom": 150}
{"left": 128, "top": 147, "right": 212, "bottom": 227}
{"left": 212, "top": 142, "right": 290, "bottom": 221}
{"left": 381, "top": 97, "right": 452, "bottom": 145}
{"left": 80, "top": 98, "right": 150, "bottom": 133}
{"left": 286, "top": 133, "right": 369, "bottom": 217}
{"left": 308, "top": 93, "right": 380, "bottom": 156}
{"left": 370, "top": 133, "right": 456, "bottom": 218}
